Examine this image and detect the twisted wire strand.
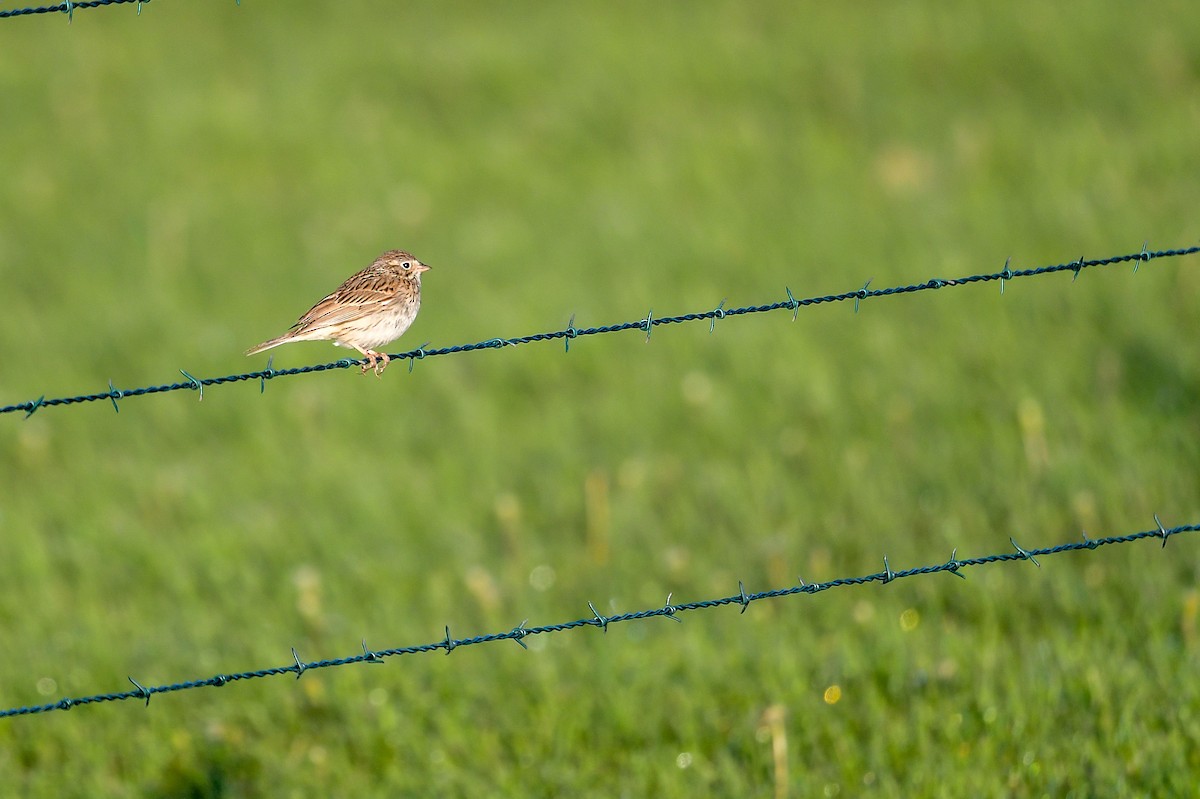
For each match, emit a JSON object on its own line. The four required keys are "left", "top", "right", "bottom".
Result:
{"left": 4, "top": 245, "right": 1196, "bottom": 418}
{"left": 2, "top": 520, "right": 1194, "bottom": 719}
{"left": 1, "top": 0, "right": 146, "bottom": 20}
{"left": 1, "top": 0, "right": 240, "bottom": 19}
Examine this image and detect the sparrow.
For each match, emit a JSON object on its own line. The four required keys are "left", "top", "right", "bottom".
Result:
{"left": 246, "top": 249, "right": 430, "bottom": 375}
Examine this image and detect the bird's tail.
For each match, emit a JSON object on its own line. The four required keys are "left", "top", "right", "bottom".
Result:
{"left": 245, "top": 334, "right": 293, "bottom": 357}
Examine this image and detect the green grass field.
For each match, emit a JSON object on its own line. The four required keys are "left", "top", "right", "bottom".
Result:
{"left": 1, "top": 2, "right": 1198, "bottom": 795}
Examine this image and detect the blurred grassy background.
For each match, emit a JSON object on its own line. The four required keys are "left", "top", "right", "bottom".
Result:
{"left": 1, "top": 1, "right": 1198, "bottom": 795}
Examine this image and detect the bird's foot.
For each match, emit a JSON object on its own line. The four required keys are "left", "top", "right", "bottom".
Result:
{"left": 359, "top": 350, "right": 389, "bottom": 377}
{"left": 358, "top": 351, "right": 377, "bottom": 375}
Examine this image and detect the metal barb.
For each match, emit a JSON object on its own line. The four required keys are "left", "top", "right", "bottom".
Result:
{"left": 409, "top": 342, "right": 430, "bottom": 374}
{"left": 127, "top": 677, "right": 151, "bottom": 706}
{"left": 946, "top": 547, "right": 966, "bottom": 580}
{"left": 24, "top": 396, "right": 45, "bottom": 419}
{"left": 797, "top": 575, "right": 807, "bottom": 588}
{"left": 564, "top": 314, "right": 578, "bottom": 353}
{"left": 259, "top": 356, "right": 276, "bottom": 394}
{"left": 709, "top": 299, "right": 727, "bottom": 333}
{"left": 63, "top": 0, "right": 73, "bottom": 23}
{"left": 1009, "top": 537, "right": 1041, "bottom": 567}
{"left": 1000, "top": 256, "right": 1013, "bottom": 294}
{"left": 785, "top": 286, "right": 800, "bottom": 321}
{"left": 881, "top": 556, "right": 895, "bottom": 584}
{"left": 337, "top": 358, "right": 355, "bottom": 369}
{"left": 1134, "top": 241, "right": 1151, "bottom": 273}
{"left": 291, "top": 647, "right": 306, "bottom": 679}
{"left": 737, "top": 580, "right": 751, "bottom": 614}
{"left": 443, "top": 626, "right": 456, "bottom": 655}
{"left": 178, "top": 370, "right": 204, "bottom": 401}
{"left": 854, "top": 279, "right": 872, "bottom": 313}
{"left": 510, "top": 619, "right": 529, "bottom": 650}
{"left": 643, "top": 310, "right": 654, "bottom": 342}
{"left": 587, "top": 601, "right": 609, "bottom": 633}
{"left": 361, "top": 639, "right": 383, "bottom": 664}
{"left": 1154, "top": 513, "right": 1169, "bottom": 548}
{"left": 1072, "top": 255, "right": 1085, "bottom": 282}
{"left": 107, "top": 380, "right": 122, "bottom": 413}
{"left": 662, "top": 592, "right": 682, "bottom": 623}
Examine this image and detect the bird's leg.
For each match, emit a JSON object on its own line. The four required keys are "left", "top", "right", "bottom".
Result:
{"left": 349, "top": 344, "right": 378, "bottom": 375}
{"left": 372, "top": 352, "right": 391, "bottom": 377}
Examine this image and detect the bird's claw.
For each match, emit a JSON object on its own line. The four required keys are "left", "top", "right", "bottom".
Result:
{"left": 359, "top": 351, "right": 389, "bottom": 377}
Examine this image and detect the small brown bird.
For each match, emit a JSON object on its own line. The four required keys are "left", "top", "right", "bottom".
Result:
{"left": 246, "top": 249, "right": 430, "bottom": 375}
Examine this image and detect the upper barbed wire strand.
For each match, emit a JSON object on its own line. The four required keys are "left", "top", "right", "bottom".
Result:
{"left": 2, "top": 245, "right": 1197, "bottom": 417}
{"left": 1, "top": 0, "right": 240, "bottom": 20}
{"left": 2, "top": 0, "right": 141, "bottom": 20}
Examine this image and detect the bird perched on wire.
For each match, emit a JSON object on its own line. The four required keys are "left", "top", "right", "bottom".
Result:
{"left": 246, "top": 249, "right": 431, "bottom": 376}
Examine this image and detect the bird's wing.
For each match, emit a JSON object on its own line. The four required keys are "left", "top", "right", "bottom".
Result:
{"left": 289, "top": 286, "right": 396, "bottom": 333}
{"left": 287, "top": 265, "right": 414, "bottom": 334}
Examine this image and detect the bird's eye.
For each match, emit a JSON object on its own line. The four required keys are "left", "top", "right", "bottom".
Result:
{"left": 401, "top": 262, "right": 412, "bottom": 270}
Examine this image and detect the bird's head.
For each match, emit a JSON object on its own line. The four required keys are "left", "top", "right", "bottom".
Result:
{"left": 379, "top": 250, "right": 431, "bottom": 276}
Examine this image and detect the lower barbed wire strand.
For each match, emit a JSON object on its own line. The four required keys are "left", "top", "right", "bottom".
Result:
{"left": 1, "top": 520, "right": 1195, "bottom": 719}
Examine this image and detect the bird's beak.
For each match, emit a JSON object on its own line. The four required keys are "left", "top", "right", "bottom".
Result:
{"left": 415, "top": 262, "right": 431, "bottom": 274}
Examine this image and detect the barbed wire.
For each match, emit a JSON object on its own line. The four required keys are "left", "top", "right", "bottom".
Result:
{"left": 3, "top": 244, "right": 1196, "bottom": 419}
{"left": 0, "top": 0, "right": 239, "bottom": 21}
{"left": 1, "top": 517, "right": 1193, "bottom": 719}
{"left": 2, "top": 0, "right": 137, "bottom": 20}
